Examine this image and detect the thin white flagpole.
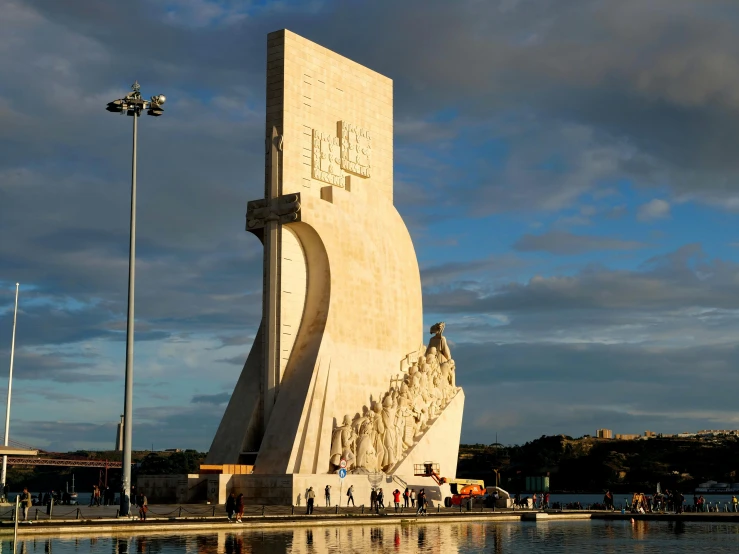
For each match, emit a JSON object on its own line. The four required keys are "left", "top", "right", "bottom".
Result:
{"left": 2, "top": 283, "right": 19, "bottom": 496}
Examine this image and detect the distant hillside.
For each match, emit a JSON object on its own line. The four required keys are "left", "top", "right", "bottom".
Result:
{"left": 6, "top": 449, "right": 205, "bottom": 492}
{"left": 456, "top": 435, "right": 739, "bottom": 493}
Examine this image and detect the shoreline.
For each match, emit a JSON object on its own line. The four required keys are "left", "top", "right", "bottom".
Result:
{"left": 2, "top": 510, "right": 739, "bottom": 537}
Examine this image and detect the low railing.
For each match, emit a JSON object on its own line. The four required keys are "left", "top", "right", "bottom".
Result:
{"left": 1, "top": 501, "right": 518, "bottom": 522}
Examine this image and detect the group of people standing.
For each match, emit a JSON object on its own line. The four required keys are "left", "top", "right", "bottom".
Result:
{"left": 630, "top": 490, "right": 684, "bottom": 513}
{"left": 321, "top": 484, "right": 356, "bottom": 507}
{"left": 89, "top": 485, "right": 115, "bottom": 506}
{"left": 297, "top": 484, "right": 429, "bottom": 515}
{"left": 369, "top": 487, "right": 426, "bottom": 513}
{"left": 513, "top": 492, "right": 550, "bottom": 509}
{"left": 693, "top": 494, "right": 739, "bottom": 512}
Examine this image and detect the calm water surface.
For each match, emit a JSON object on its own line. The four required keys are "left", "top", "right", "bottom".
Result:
{"left": 4, "top": 520, "right": 739, "bottom": 553}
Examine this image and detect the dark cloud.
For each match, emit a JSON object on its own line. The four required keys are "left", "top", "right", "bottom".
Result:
{"left": 513, "top": 231, "right": 647, "bottom": 255}
{"left": 421, "top": 255, "right": 527, "bottom": 288}
{"left": 4, "top": 350, "right": 112, "bottom": 383}
{"left": 191, "top": 392, "right": 230, "bottom": 405}
{"left": 208, "top": 334, "right": 254, "bottom": 350}
{"left": 215, "top": 355, "right": 245, "bottom": 366}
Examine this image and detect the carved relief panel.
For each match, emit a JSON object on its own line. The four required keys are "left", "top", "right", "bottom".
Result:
{"left": 312, "top": 130, "right": 344, "bottom": 187}
{"left": 340, "top": 121, "right": 371, "bottom": 178}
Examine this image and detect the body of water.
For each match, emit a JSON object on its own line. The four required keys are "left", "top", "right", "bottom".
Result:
{"left": 546, "top": 493, "right": 737, "bottom": 511}
{"left": 5, "top": 520, "right": 739, "bottom": 553}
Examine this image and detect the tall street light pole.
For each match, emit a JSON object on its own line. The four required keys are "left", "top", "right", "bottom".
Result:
{"left": 106, "top": 82, "right": 165, "bottom": 516}
{"left": 1, "top": 283, "right": 19, "bottom": 499}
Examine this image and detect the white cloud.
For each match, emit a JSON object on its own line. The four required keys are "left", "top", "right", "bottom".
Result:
{"left": 637, "top": 198, "right": 671, "bottom": 221}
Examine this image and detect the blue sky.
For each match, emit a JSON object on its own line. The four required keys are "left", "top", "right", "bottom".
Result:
{"left": 2, "top": 0, "right": 739, "bottom": 451}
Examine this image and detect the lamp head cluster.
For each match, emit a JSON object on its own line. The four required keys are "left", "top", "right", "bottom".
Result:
{"left": 106, "top": 81, "right": 166, "bottom": 117}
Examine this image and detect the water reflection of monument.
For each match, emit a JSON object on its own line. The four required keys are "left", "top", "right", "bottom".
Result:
{"left": 192, "top": 29, "right": 465, "bottom": 505}
{"left": 10, "top": 524, "right": 508, "bottom": 554}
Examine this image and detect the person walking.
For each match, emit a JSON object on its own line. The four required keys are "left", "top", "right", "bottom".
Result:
{"left": 370, "top": 488, "right": 377, "bottom": 511}
{"left": 377, "top": 488, "right": 384, "bottom": 510}
{"left": 136, "top": 492, "right": 148, "bottom": 521}
{"left": 226, "top": 492, "right": 236, "bottom": 522}
{"left": 411, "top": 489, "right": 416, "bottom": 508}
{"left": 346, "top": 485, "right": 355, "bottom": 506}
{"left": 490, "top": 490, "right": 499, "bottom": 512}
{"left": 544, "top": 492, "right": 550, "bottom": 510}
{"left": 19, "top": 487, "right": 31, "bottom": 522}
{"left": 236, "top": 493, "right": 244, "bottom": 523}
{"left": 306, "top": 487, "right": 316, "bottom": 515}
{"left": 403, "top": 488, "right": 410, "bottom": 508}
{"left": 416, "top": 489, "right": 426, "bottom": 515}
{"left": 732, "top": 495, "right": 738, "bottom": 513}
{"left": 393, "top": 489, "right": 401, "bottom": 512}
{"left": 324, "top": 485, "right": 331, "bottom": 507}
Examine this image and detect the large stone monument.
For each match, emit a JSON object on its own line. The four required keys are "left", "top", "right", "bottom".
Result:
{"left": 203, "top": 29, "right": 465, "bottom": 505}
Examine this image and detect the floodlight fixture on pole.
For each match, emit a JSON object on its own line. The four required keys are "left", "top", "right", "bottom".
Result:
{"left": 106, "top": 81, "right": 165, "bottom": 516}
{"left": 1, "top": 283, "right": 19, "bottom": 500}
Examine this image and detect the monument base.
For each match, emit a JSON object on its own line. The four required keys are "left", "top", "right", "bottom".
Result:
{"left": 139, "top": 473, "right": 452, "bottom": 506}
{"left": 229, "top": 473, "right": 451, "bottom": 507}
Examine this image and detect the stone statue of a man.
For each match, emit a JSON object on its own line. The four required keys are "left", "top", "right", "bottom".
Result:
{"left": 426, "top": 322, "right": 451, "bottom": 363}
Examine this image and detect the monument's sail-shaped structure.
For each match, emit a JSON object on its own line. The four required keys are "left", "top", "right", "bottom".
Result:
{"left": 203, "top": 30, "right": 465, "bottom": 504}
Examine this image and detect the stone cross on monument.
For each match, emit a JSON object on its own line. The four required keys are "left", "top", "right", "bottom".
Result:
{"left": 245, "top": 126, "right": 301, "bottom": 432}
{"left": 389, "top": 374, "right": 404, "bottom": 390}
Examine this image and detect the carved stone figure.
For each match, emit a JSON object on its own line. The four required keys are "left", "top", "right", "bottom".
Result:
{"left": 329, "top": 414, "right": 355, "bottom": 470}
{"left": 426, "top": 322, "right": 451, "bottom": 363}
{"left": 395, "top": 395, "right": 413, "bottom": 450}
{"left": 380, "top": 395, "right": 398, "bottom": 471}
{"left": 428, "top": 374, "right": 443, "bottom": 419}
{"left": 418, "top": 364, "right": 430, "bottom": 395}
{"left": 355, "top": 414, "right": 378, "bottom": 472}
{"left": 440, "top": 361, "right": 454, "bottom": 400}
{"left": 372, "top": 402, "right": 387, "bottom": 469}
